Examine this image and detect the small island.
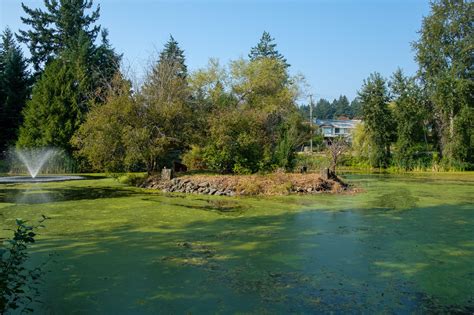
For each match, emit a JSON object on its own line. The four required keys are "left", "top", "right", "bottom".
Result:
{"left": 141, "top": 169, "right": 348, "bottom": 196}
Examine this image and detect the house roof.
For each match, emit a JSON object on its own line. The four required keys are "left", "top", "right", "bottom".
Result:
{"left": 315, "top": 119, "right": 361, "bottom": 129}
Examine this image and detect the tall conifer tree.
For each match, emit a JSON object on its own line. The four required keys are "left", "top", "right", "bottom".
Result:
{"left": 0, "top": 28, "right": 30, "bottom": 154}
{"left": 159, "top": 35, "right": 187, "bottom": 78}
{"left": 249, "top": 31, "right": 289, "bottom": 67}
{"left": 17, "top": 0, "right": 120, "bottom": 82}
{"left": 359, "top": 72, "right": 393, "bottom": 168}
{"left": 17, "top": 36, "right": 91, "bottom": 152}
{"left": 333, "top": 95, "right": 351, "bottom": 118}
{"left": 390, "top": 69, "right": 428, "bottom": 169}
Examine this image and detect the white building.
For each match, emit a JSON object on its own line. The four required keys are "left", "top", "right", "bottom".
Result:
{"left": 315, "top": 119, "right": 361, "bottom": 139}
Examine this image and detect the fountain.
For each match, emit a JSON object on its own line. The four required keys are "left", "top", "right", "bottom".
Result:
{"left": 0, "top": 147, "right": 84, "bottom": 183}
{"left": 16, "top": 148, "right": 56, "bottom": 178}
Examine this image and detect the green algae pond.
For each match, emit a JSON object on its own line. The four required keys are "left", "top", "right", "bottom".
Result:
{"left": 1, "top": 173, "right": 473, "bottom": 313}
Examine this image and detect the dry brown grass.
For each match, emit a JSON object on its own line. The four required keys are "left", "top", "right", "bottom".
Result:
{"left": 175, "top": 172, "right": 345, "bottom": 195}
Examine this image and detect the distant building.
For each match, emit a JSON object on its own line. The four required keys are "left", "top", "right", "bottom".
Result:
{"left": 315, "top": 119, "right": 361, "bottom": 140}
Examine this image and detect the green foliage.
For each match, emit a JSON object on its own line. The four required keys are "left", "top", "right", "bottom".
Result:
{"left": 248, "top": 31, "right": 289, "bottom": 68}
{"left": 350, "top": 122, "right": 371, "bottom": 165}
{"left": 350, "top": 97, "right": 363, "bottom": 118}
{"left": 333, "top": 95, "right": 351, "bottom": 118}
{"left": 159, "top": 35, "right": 187, "bottom": 78}
{"left": 359, "top": 72, "right": 393, "bottom": 168}
{"left": 72, "top": 73, "right": 134, "bottom": 172}
{"left": 310, "top": 96, "right": 359, "bottom": 119}
{"left": 293, "top": 153, "right": 329, "bottom": 171}
{"left": 203, "top": 108, "right": 264, "bottom": 174}
{"left": 135, "top": 38, "right": 192, "bottom": 172}
{"left": 413, "top": 0, "right": 473, "bottom": 167}
{"left": 0, "top": 28, "right": 30, "bottom": 154}
{"left": 17, "top": 0, "right": 119, "bottom": 74}
{"left": 189, "top": 57, "right": 307, "bottom": 174}
{"left": 273, "top": 116, "right": 305, "bottom": 170}
{"left": 181, "top": 145, "right": 207, "bottom": 170}
{"left": 17, "top": 44, "right": 91, "bottom": 153}
{"left": 116, "top": 173, "right": 146, "bottom": 186}
{"left": 0, "top": 216, "right": 49, "bottom": 313}
{"left": 74, "top": 38, "right": 191, "bottom": 173}
{"left": 313, "top": 99, "right": 334, "bottom": 119}
{"left": 17, "top": 0, "right": 120, "bottom": 107}
{"left": 390, "top": 69, "right": 430, "bottom": 170}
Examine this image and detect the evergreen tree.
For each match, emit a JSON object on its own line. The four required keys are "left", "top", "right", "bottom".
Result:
{"left": 390, "top": 69, "right": 429, "bottom": 169}
{"left": 0, "top": 28, "right": 30, "bottom": 154}
{"left": 359, "top": 72, "right": 393, "bottom": 168}
{"left": 17, "top": 0, "right": 120, "bottom": 81}
{"left": 314, "top": 99, "right": 333, "bottom": 119}
{"left": 413, "top": 0, "right": 473, "bottom": 167}
{"left": 159, "top": 35, "right": 187, "bottom": 78}
{"left": 350, "top": 97, "right": 363, "bottom": 118}
{"left": 17, "top": 43, "right": 91, "bottom": 153}
{"left": 333, "top": 95, "right": 351, "bottom": 118}
{"left": 91, "top": 29, "right": 121, "bottom": 100}
{"left": 135, "top": 39, "right": 192, "bottom": 172}
{"left": 249, "top": 31, "right": 289, "bottom": 67}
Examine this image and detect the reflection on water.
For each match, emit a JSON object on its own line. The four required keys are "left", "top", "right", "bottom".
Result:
{"left": 0, "top": 186, "right": 135, "bottom": 204}
{"left": 0, "top": 174, "right": 473, "bottom": 313}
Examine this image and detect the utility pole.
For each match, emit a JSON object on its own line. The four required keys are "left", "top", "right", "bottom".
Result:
{"left": 309, "top": 94, "right": 313, "bottom": 152}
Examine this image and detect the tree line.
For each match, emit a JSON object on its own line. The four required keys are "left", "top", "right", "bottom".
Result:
{"left": 299, "top": 95, "right": 362, "bottom": 120}
{"left": 0, "top": 0, "right": 472, "bottom": 173}
{"left": 354, "top": 0, "right": 472, "bottom": 170}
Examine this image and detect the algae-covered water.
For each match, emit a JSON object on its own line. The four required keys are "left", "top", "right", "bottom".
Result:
{"left": 0, "top": 174, "right": 473, "bottom": 313}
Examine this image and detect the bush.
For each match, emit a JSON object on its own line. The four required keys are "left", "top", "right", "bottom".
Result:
{"left": 182, "top": 145, "right": 207, "bottom": 170}
{"left": 293, "top": 153, "right": 329, "bottom": 171}
{"left": 1, "top": 216, "right": 49, "bottom": 313}
{"left": 115, "top": 173, "right": 146, "bottom": 186}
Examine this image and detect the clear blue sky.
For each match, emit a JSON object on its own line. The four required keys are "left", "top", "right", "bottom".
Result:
{"left": 1, "top": 0, "right": 431, "bottom": 102}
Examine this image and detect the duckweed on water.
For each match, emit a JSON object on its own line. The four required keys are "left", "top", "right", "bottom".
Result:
{"left": 0, "top": 173, "right": 473, "bottom": 313}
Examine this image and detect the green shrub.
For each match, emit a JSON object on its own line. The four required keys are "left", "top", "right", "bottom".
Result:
{"left": 116, "top": 173, "right": 146, "bottom": 186}
{"left": 1, "top": 216, "right": 49, "bottom": 313}
{"left": 182, "top": 145, "right": 207, "bottom": 170}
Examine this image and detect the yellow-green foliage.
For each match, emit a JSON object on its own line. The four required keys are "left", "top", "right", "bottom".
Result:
{"left": 190, "top": 57, "right": 307, "bottom": 174}
{"left": 182, "top": 145, "right": 207, "bottom": 170}
{"left": 116, "top": 173, "right": 146, "bottom": 186}
{"left": 294, "top": 153, "right": 329, "bottom": 171}
{"left": 72, "top": 74, "right": 135, "bottom": 172}
{"left": 351, "top": 123, "right": 371, "bottom": 165}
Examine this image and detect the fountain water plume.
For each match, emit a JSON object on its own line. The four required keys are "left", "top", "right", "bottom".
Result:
{"left": 0, "top": 147, "right": 83, "bottom": 184}
{"left": 15, "top": 148, "right": 57, "bottom": 178}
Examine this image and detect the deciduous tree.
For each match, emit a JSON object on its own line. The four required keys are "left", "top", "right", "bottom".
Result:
{"left": 413, "top": 0, "right": 473, "bottom": 167}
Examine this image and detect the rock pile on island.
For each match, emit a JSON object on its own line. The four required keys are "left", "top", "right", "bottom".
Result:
{"left": 140, "top": 172, "right": 348, "bottom": 196}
